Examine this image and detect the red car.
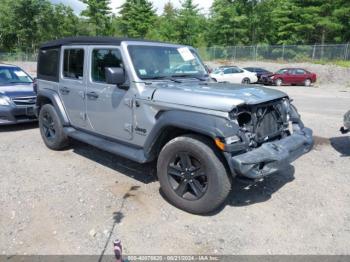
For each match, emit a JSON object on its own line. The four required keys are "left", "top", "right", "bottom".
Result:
{"left": 261, "top": 68, "right": 317, "bottom": 86}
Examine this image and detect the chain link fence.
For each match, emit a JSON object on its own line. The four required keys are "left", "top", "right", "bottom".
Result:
{"left": 1, "top": 44, "right": 350, "bottom": 63}
{"left": 198, "top": 44, "right": 350, "bottom": 62}
{"left": 0, "top": 52, "right": 37, "bottom": 62}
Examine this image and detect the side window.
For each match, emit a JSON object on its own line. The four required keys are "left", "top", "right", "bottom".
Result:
{"left": 63, "top": 49, "right": 84, "bottom": 80}
{"left": 92, "top": 49, "right": 123, "bottom": 82}
{"left": 295, "top": 69, "right": 306, "bottom": 75}
{"left": 224, "top": 68, "right": 233, "bottom": 74}
{"left": 231, "top": 68, "right": 242, "bottom": 74}
{"left": 38, "top": 48, "right": 60, "bottom": 81}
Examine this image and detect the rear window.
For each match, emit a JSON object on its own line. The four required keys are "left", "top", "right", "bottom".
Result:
{"left": 295, "top": 69, "right": 306, "bottom": 75}
{"left": 63, "top": 49, "right": 84, "bottom": 80}
{"left": 38, "top": 48, "right": 60, "bottom": 82}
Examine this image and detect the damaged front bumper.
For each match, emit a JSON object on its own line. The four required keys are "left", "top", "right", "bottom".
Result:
{"left": 227, "top": 127, "right": 313, "bottom": 180}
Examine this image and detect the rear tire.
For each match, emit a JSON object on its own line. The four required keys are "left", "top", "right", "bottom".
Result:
{"left": 242, "top": 78, "right": 251, "bottom": 84}
{"left": 304, "top": 79, "right": 312, "bottom": 87}
{"left": 39, "top": 104, "right": 69, "bottom": 150}
{"left": 157, "top": 135, "right": 231, "bottom": 214}
{"left": 275, "top": 78, "right": 283, "bottom": 86}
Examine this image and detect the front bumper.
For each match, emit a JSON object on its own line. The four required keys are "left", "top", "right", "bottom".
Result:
{"left": 0, "top": 105, "right": 37, "bottom": 125}
{"left": 228, "top": 127, "right": 313, "bottom": 179}
{"left": 261, "top": 76, "right": 275, "bottom": 85}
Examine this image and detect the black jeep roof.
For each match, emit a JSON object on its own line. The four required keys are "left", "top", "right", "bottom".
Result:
{"left": 40, "top": 36, "right": 164, "bottom": 49}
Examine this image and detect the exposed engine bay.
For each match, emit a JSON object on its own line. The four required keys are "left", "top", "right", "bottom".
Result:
{"left": 235, "top": 98, "right": 291, "bottom": 147}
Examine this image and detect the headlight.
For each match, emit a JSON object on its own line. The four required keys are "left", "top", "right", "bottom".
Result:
{"left": 225, "top": 135, "right": 241, "bottom": 144}
{"left": 283, "top": 98, "right": 291, "bottom": 114}
{"left": 0, "top": 96, "right": 11, "bottom": 106}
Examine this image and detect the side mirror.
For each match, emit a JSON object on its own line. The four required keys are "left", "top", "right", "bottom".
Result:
{"left": 105, "top": 67, "right": 126, "bottom": 86}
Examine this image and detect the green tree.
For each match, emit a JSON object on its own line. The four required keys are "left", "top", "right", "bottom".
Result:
{"left": 333, "top": 0, "right": 350, "bottom": 42}
{"left": 176, "top": 0, "right": 207, "bottom": 46}
{"left": 0, "top": 0, "right": 17, "bottom": 51}
{"left": 154, "top": 2, "right": 179, "bottom": 42}
{"left": 118, "top": 0, "right": 156, "bottom": 38}
{"left": 80, "top": 0, "right": 112, "bottom": 35}
{"left": 207, "top": 0, "right": 249, "bottom": 46}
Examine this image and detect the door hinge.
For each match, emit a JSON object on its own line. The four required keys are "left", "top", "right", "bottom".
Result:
{"left": 124, "top": 123, "right": 133, "bottom": 133}
{"left": 124, "top": 98, "right": 133, "bottom": 108}
{"left": 80, "top": 112, "right": 87, "bottom": 121}
{"left": 79, "top": 91, "right": 86, "bottom": 99}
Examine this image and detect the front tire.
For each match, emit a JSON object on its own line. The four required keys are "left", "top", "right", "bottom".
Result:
{"left": 39, "top": 104, "right": 69, "bottom": 150}
{"left": 157, "top": 135, "right": 231, "bottom": 214}
{"left": 275, "top": 78, "right": 283, "bottom": 86}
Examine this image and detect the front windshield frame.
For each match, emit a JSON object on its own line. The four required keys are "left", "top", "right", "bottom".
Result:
{"left": 0, "top": 66, "right": 33, "bottom": 86}
{"left": 127, "top": 44, "right": 208, "bottom": 81}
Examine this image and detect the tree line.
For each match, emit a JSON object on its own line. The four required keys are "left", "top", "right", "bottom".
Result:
{"left": 0, "top": 0, "right": 349, "bottom": 53}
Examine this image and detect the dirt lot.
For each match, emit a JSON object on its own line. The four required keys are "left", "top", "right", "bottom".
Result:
{"left": 1, "top": 62, "right": 350, "bottom": 256}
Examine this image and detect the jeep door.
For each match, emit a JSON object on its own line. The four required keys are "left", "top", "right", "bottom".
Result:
{"left": 59, "top": 47, "right": 88, "bottom": 128}
{"left": 85, "top": 47, "right": 133, "bottom": 140}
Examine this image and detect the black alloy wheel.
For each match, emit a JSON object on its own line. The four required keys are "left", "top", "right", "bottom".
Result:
{"left": 41, "top": 111, "right": 56, "bottom": 141}
{"left": 167, "top": 152, "right": 208, "bottom": 201}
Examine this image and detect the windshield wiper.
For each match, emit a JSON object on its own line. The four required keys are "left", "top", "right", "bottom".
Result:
{"left": 171, "top": 74, "right": 208, "bottom": 81}
{"left": 144, "top": 76, "right": 182, "bottom": 83}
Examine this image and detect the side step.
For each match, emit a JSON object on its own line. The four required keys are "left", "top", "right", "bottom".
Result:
{"left": 64, "top": 127, "right": 148, "bottom": 163}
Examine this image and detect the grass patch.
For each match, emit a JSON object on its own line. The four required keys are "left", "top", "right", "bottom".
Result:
{"left": 313, "top": 60, "right": 350, "bottom": 68}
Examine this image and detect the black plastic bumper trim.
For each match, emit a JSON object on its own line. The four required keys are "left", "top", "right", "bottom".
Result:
{"left": 228, "top": 127, "right": 313, "bottom": 179}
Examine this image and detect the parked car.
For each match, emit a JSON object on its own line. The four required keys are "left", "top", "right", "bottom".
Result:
{"left": 0, "top": 64, "right": 36, "bottom": 125}
{"left": 340, "top": 110, "right": 350, "bottom": 134}
{"left": 210, "top": 66, "right": 258, "bottom": 84}
{"left": 244, "top": 67, "right": 272, "bottom": 82}
{"left": 261, "top": 68, "right": 317, "bottom": 86}
{"left": 35, "top": 37, "right": 313, "bottom": 214}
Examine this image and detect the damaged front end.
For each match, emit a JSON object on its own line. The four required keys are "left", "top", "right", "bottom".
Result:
{"left": 224, "top": 98, "right": 313, "bottom": 180}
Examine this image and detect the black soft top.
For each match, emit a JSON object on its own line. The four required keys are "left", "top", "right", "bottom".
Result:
{"left": 40, "top": 36, "right": 165, "bottom": 49}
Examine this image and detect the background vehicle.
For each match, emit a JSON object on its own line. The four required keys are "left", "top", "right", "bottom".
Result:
{"left": 35, "top": 37, "right": 313, "bottom": 214}
{"left": 244, "top": 67, "right": 272, "bottom": 83}
{"left": 261, "top": 68, "right": 317, "bottom": 86}
{"left": 0, "top": 64, "right": 36, "bottom": 125}
{"left": 340, "top": 110, "right": 350, "bottom": 134}
{"left": 210, "top": 66, "right": 258, "bottom": 84}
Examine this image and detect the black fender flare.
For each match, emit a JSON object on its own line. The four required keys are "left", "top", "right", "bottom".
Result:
{"left": 143, "top": 110, "right": 240, "bottom": 158}
{"left": 35, "top": 89, "right": 70, "bottom": 126}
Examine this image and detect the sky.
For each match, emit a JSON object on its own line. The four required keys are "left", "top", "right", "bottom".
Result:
{"left": 51, "top": 0, "right": 213, "bottom": 15}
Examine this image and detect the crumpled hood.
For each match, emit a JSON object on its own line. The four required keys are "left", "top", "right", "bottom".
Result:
{"left": 0, "top": 83, "right": 35, "bottom": 98}
{"left": 152, "top": 82, "right": 288, "bottom": 112}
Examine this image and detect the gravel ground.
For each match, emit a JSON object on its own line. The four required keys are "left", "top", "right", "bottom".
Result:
{"left": 1, "top": 63, "right": 350, "bottom": 256}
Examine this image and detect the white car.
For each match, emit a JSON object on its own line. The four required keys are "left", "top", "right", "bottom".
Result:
{"left": 210, "top": 66, "right": 258, "bottom": 84}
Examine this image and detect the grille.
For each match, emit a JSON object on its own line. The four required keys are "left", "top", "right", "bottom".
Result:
{"left": 12, "top": 96, "right": 36, "bottom": 106}
{"left": 254, "top": 104, "right": 284, "bottom": 143}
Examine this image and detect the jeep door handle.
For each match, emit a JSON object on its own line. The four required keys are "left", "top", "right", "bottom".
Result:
{"left": 86, "top": 92, "right": 99, "bottom": 100}
{"left": 60, "top": 87, "right": 70, "bottom": 95}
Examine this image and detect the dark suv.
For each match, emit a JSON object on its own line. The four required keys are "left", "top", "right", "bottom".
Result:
{"left": 0, "top": 64, "right": 36, "bottom": 125}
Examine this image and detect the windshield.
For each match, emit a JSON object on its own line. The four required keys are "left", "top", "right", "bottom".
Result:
{"left": 0, "top": 67, "right": 32, "bottom": 85}
{"left": 128, "top": 45, "right": 208, "bottom": 80}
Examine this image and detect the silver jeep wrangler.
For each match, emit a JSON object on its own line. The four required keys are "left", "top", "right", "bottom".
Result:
{"left": 35, "top": 37, "right": 313, "bottom": 214}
